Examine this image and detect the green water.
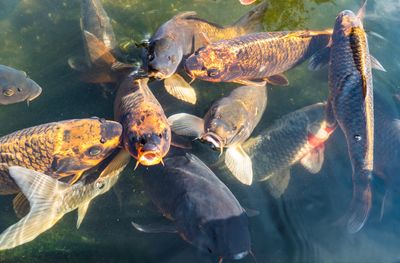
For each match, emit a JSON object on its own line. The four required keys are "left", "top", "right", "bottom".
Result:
{"left": 0, "top": 0, "right": 399, "bottom": 262}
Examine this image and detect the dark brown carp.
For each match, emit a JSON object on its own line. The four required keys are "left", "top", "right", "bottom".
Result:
{"left": 0, "top": 65, "right": 42, "bottom": 105}
{"left": 326, "top": 2, "right": 385, "bottom": 233}
{"left": 114, "top": 76, "right": 171, "bottom": 167}
{"left": 0, "top": 118, "right": 122, "bottom": 195}
{"left": 132, "top": 149, "right": 251, "bottom": 261}
{"left": 145, "top": 1, "right": 268, "bottom": 103}
{"left": 184, "top": 29, "right": 332, "bottom": 86}
{"left": 168, "top": 85, "right": 267, "bottom": 185}
{"left": 242, "top": 103, "right": 334, "bottom": 197}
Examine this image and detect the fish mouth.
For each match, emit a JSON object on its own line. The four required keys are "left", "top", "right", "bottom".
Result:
{"left": 137, "top": 150, "right": 163, "bottom": 166}
{"left": 201, "top": 132, "right": 225, "bottom": 155}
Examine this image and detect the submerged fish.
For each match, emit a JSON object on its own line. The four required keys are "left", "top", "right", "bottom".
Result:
{"left": 0, "top": 151, "right": 130, "bottom": 250}
{"left": 145, "top": 1, "right": 268, "bottom": 103}
{"left": 185, "top": 29, "right": 332, "bottom": 86}
{"left": 0, "top": 65, "right": 42, "bottom": 105}
{"left": 69, "top": 0, "right": 132, "bottom": 83}
{"left": 0, "top": 118, "right": 122, "bottom": 195}
{"left": 242, "top": 103, "right": 334, "bottom": 197}
{"left": 132, "top": 150, "right": 251, "bottom": 261}
{"left": 168, "top": 85, "right": 267, "bottom": 185}
{"left": 326, "top": 2, "right": 384, "bottom": 233}
{"left": 114, "top": 76, "right": 171, "bottom": 167}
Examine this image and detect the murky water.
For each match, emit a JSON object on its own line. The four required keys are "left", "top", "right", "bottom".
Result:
{"left": 0, "top": 0, "right": 399, "bottom": 262}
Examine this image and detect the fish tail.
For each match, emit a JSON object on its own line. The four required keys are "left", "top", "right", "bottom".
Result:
{"left": 346, "top": 169, "right": 372, "bottom": 233}
{"left": 0, "top": 166, "right": 67, "bottom": 250}
{"left": 231, "top": 0, "right": 269, "bottom": 33}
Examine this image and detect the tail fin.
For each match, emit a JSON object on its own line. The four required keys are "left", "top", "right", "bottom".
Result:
{"left": 0, "top": 166, "right": 67, "bottom": 250}
{"left": 346, "top": 170, "right": 372, "bottom": 233}
{"left": 232, "top": 1, "right": 269, "bottom": 33}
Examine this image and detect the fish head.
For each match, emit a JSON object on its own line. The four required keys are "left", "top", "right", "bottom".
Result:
{"left": 334, "top": 10, "right": 363, "bottom": 37}
{"left": 0, "top": 67, "right": 42, "bottom": 105}
{"left": 147, "top": 37, "right": 183, "bottom": 79}
{"left": 185, "top": 44, "right": 241, "bottom": 82}
{"left": 52, "top": 118, "right": 122, "bottom": 175}
{"left": 194, "top": 214, "right": 251, "bottom": 260}
{"left": 123, "top": 113, "right": 171, "bottom": 166}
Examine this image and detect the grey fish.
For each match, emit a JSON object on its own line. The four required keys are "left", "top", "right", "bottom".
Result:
{"left": 0, "top": 65, "right": 42, "bottom": 105}
{"left": 132, "top": 149, "right": 251, "bottom": 261}
{"left": 144, "top": 1, "right": 268, "bottom": 103}
{"left": 0, "top": 151, "right": 130, "bottom": 250}
{"left": 168, "top": 85, "right": 267, "bottom": 185}
{"left": 326, "top": 2, "right": 385, "bottom": 233}
{"left": 242, "top": 103, "right": 334, "bottom": 197}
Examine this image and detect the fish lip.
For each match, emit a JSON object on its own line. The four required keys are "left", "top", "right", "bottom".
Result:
{"left": 201, "top": 132, "right": 225, "bottom": 150}
{"left": 138, "top": 150, "right": 162, "bottom": 166}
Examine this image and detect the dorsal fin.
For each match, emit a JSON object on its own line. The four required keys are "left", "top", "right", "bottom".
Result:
{"left": 173, "top": 11, "right": 197, "bottom": 20}
{"left": 357, "top": 0, "right": 367, "bottom": 20}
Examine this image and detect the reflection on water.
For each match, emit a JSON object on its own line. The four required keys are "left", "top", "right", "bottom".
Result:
{"left": 0, "top": 0, "right": 399, "bottom": 262}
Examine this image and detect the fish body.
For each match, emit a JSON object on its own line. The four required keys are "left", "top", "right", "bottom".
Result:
{"left": 137, "top": 150, "right": 251, "bottom": 261}
{"left": 243, "top": 103, "right": 333, "bottom": 196}
{"left": 114, "top": 77, "right": 171, "bottom": 166}
{"left": 0, "top": 65, "right": 42, "bottom": 105}
{"left": 81, "top": 0, "right": 117, "bottom": 64}
{"left": 146, "top": 1, "right": 268, "bottom": 79}
{"left": 0, "top": 118, "right": 122, "bottom": 194}
{"left": 327, "top": 7, "right": 374, "bottom": 233}
{"left": 185, "top": 30, "right": 332, "bottom": 85}
{"left": 168, "top": 85, "right": 267, "bottom": 184}
{"left": 0, "top": 156, "right": 127, "bottom": 250}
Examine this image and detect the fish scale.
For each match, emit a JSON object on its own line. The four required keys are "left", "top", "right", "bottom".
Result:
{"left": 327, "top": 9, "right": 374, "bottom": 233}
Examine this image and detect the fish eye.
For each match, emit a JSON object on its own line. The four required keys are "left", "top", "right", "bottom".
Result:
{"left": 139, "top": 137, "right": 147, "bottom": 145}
{"left": 148, "top": 54, "right": 155, "bottom": 61}
{"left": 207, "top": 68, "right": 219, "bottom": 77}
{"left": 3, "top": 88, "right": 14, "bottom": 97}
{"left": 88, "top": 146, "right": 103, "bottom": 156}
{"left": 96, "top": 180, "right": 105, "bottom": 190}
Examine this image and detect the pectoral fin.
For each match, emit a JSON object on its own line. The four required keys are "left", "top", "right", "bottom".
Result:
{"left": 83, "top": 30, "right": 116, "bottom": 67}
{"left": 168, "top": 113, "right": 204, "bottom": 138}
{"left": 13, "top": 192, "right": 30, "bottom": 218}
{"left": 370, "top": 55, "right": 386, "bottom": 72}
{"left": 265, "top": 169, "right": 291, "bottom": 198}
{"left": 99, "top": 150, "right": 131, "bottom": 178}
{"left": 265, "top": 74, "right": 289, "bottom": 86}
{"left": 300, "top": 144, "right": 325, "bottom": 174}
{"left": 224, "top": 145, "right": 253, "bottom": 185}
{"left": 77, "top": 201, "right": 91, "bottom": 229}
{"left": 164, "top": 74, "right": 197, "bottom": 104}
{"left": 0, "top": 166, "right": 67, "bottom": 250}
{"left": 131, "top": 221, "right": 178, "bottom": 234}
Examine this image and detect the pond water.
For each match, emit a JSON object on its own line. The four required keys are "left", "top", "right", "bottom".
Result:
{"left": 0, "top": 0, "right": 399, "bottom": 262}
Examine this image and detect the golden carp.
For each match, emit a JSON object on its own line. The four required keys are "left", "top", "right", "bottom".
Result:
{"left": 0, "top": 118, "right": 122, "bottom": 195}
{"left": 168, "top": 84, "right": 267, "bottom": 185}
{"left": 114, "top": 76, "right": 171, "bottom": 167}
{"left": 185, "top": 30, "right": 332, "bottom": 86}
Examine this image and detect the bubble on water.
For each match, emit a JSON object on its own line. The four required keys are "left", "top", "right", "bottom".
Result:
{"left": 354, "top": 134, "right": 362, "bottom": 141}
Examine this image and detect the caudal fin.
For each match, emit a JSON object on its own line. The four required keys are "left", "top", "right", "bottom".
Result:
{"left": 0, "top": 166, "right": 67, "bottom": 250}
{"left": 346, "top": 170, "right": 372, "bottom": 233}
{"left": 232, "top": 1, "right": 269, "bottom": 33}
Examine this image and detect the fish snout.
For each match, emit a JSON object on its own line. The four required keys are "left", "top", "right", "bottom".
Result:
{"left": 26, "top": 79, "right": 42, "bottom": 102}
{"left": 201, "top": 132, "right": 225, "bottom": 151}
{"left": 138, "top": 145, "right": 163, "bottom": 166}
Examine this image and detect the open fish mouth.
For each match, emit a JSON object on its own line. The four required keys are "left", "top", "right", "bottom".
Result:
{"left": 201, "top": 132, "right": 225, "bottom": 156}
{"left": 26, "top": 82, "right": 43, "bottom": 102}
{"left": 137, "top": 150, "right": 163, "bottom": 166}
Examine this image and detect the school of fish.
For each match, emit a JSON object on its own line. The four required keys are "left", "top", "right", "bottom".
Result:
{"left": 0, "top": 0, "right": 395, "bottom": 262}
